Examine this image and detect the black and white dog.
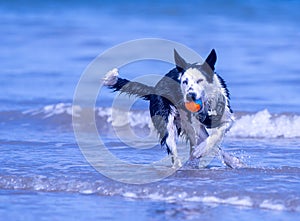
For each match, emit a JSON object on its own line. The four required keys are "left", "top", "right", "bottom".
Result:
{"left": 103, "top": 49, "right": 243, "bottom": 168}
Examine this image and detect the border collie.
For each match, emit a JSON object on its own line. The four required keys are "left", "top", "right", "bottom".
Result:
{"left": 103, "top": 49, "right": 243, "bottom": 168}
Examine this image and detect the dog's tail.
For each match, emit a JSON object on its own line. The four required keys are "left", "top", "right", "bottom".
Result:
{"left": 103, "top": 68, "right": 155, "bottom": 100}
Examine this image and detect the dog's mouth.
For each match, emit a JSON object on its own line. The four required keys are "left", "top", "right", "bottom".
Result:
{"left": 184, "top": 93, "right": 203, "bottom": 113}
{"left": 186, "top": 93, "right": 197, "bottom": 102}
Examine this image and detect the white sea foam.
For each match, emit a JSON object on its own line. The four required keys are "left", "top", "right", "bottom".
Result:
{"left": 0, "top": 175, "right": 298, "bottom": 212}
{"left": 260, "top": 200, "right": 286, "bottom": 211}
{"left": 80, "top": 189, "right": 95, "bottom": 194}
{"left": 228, "top": 109, "right": 300, "bottom": 138}
{"left": 201, "top": 196, "right": 253, "bottom": 207}
{"left": 146, "top": 193, "right": 254, "bottom": 208}
{"left": 22, "top": 104, "right": 300, "bottom": 138}
{"left": 147, "top": 193, "right": 165, "bottom": 201}
{"left": 97, "top": 107, "right": 151, "bottom": 128}
{"left": 25, "top": 103, "right": 81, "bottom": 118}
{"left": 43, "top": 103, "right": 72, "bottom": 118}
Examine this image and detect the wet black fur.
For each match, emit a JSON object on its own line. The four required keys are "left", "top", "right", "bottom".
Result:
{"left": 109, "top": 67, "right": 186, "bottom": 154}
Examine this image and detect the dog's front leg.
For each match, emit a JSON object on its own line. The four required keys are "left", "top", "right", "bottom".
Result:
{"left": 166, "top": 133, "right": 182, "bottom": 168}
{"left": 193, "top": 124, "right": 226, "bottom": 160}
{"left": 165, "top": 110, "right": 182, "bottom": 168}
{"left": 193, "top": 125, "right": 245, "bottom": 168}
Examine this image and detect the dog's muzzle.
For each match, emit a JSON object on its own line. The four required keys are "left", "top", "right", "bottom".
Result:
{"left": 186, "top": 92, "right": 197, "bottom": 102}
{"left": 185, "top": 92, "right": 203, "bottom": 113}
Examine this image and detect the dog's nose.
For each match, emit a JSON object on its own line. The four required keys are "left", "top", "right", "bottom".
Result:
{"left": 186, "top": 92, "right": 197, "bottom": 102}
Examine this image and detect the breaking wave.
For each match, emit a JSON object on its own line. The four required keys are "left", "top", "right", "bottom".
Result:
{"left": 3, "top": 103, "right": 300, "bottom": 139}
{"left": 1, "top": 167, "right": 299, "bottom": 212}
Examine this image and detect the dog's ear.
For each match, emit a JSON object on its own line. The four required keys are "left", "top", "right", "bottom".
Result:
{"left": 174, "top": 49, "right": 188, "bottom": 71}
{"left": 205, "top": 49, "right": 217, "bottom": 71}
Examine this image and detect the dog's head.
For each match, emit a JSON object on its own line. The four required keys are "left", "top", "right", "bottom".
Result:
{"left": 174, "top": 49, "right": 217, "bottom": 113}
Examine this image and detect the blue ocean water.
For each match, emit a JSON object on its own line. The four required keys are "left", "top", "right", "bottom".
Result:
{"left": 1, "top": 1, "right": 300, "bottom": 220}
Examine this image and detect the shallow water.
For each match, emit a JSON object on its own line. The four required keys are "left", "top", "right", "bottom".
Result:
{"left": 1, "top": 106, "right": 300, "bottom": 220}
{"left": 1, "top": 1, "right": 300, "bottom": 220}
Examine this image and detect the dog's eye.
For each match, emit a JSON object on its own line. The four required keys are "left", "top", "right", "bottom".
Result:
{"left": 197, "top": 79, "right": 203, "bottom": 84}
{"left": 182, "top": 79, "right": 188, "bottom": 85}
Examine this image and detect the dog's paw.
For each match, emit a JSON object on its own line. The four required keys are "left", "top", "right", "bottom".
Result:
{"left": 193, "top": 141, "right": 219, "bottom": 168}
{"left": 172, "top": 158, "right": 182, "bottom": 169}
{"left": 103, "top": 68, "right": 119, "bottom": 86}
{"left": 220, "top": 150, "right": 246, "bottom": 169}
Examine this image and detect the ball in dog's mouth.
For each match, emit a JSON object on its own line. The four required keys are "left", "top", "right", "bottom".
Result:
{"left": 184, "top": 99, "right": 202, "bottom": 113}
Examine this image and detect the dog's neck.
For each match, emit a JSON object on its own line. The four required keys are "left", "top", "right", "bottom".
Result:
{"left": 195, "top": 95, "right": 226, "bottom": 128}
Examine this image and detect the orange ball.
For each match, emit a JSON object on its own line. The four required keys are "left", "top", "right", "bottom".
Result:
{"left": 185, "top": 101, "right": 201, "bottom": 112}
